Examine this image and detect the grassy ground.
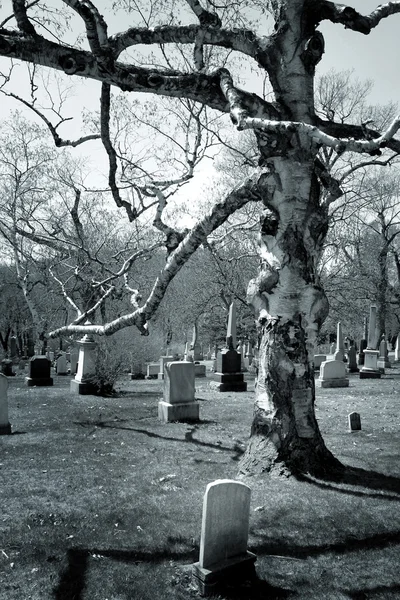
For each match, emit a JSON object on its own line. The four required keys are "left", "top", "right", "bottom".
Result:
{"left": 1, "top": 361, "right": 399, "bottom": 600}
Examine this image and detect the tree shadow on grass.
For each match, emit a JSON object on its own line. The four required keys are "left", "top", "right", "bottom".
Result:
{"left": 86, "top": 421, "right": 243, "bottom": 458}
{"left": 53, "top": 546, "right": 292, "bottom": 600}
{"left": 296, "top": 465, "right": 400, "bottom": 501}
{"left": 251, "top": 529, "right": 400, "bottom": 560}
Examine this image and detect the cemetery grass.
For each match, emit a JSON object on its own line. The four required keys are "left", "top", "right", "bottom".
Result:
{"left": 1, "top": 365, "right": 399, "bottom": 600}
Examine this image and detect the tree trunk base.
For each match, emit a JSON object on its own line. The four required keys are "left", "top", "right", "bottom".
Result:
{"left": 238, "top": 434, "right": 343, "bottom": 478}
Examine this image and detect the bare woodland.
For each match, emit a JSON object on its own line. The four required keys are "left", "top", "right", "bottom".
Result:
{"left": 1, "top": 0, "right": 400, "bottom": 475}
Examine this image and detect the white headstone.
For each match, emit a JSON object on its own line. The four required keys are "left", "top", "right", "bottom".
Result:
{"left": 56, "top": 354, "right": 68, "bottom": 375}
{"left": 317, "top": 359, "right": 349, "bottom": 388}
{"left": 199, "top": 479, "right": 251, "bottom": 569}
{"left": 395, "top": 336, "right": 400, "bottom": 362}
{"left": 367, "top": 305, "right": 378, "bottom": 349}
{"left": 164, "top": 361, "right": 195, "bottom": 404}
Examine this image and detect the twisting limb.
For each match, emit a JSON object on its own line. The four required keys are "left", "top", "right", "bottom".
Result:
{"left": 315, "top": 0, "right": 400, "bottom": 34}
{"left": 61, "top": 0, "right": 111, "bottom": 68}
{"left": 152, "top": 188, "right": 188, "bottom": 253}
{"left": 48, "top": 170, "right": 263, "bottom": 338}
{"left": 100, "top": 82, "right": 137, "bottom": 221}
{"left": 12, "top": 0, "right": 36, "bottom": 35}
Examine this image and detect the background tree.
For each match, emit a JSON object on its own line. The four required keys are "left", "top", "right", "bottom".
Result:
{"left": 2, "top": 2, "right": 400, "bottom": 477}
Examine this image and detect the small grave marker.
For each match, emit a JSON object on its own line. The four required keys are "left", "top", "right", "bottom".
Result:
{"left": 348, "top": 412, "right": 361, "bottom": 431}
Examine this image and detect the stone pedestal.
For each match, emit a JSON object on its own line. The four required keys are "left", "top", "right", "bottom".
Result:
{"left": 158, "top": 361, "right": 199, "bottom": 423}
{"left": 211, "top": 349, "right": 247, "bottom": 392}
{"left": 70, "top": 333, "right": 98, "bottom": 395}
{"left": 26, "top": 356, "right": 53, "bottom": 387}
{"left": 359, "top": 349, "right": 381, "bottom": 379}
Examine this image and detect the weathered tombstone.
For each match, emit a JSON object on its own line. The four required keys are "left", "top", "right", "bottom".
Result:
{"left": 347, "top": 345, "right": 359, "bottom": 373}
{"left": 158, "top": 361, "right": 199, "bottom": 423}
{"left": 145, "top": 363, "right": 159, "bottom": 379}
{"left": 70, "top": 329, "right": 98, "bottom": 394}
{"left": 190, "top": 324, "right": 202, "bottom": 362}
{"left": 194, "top": 363, "right": 207, "bottom": 377}
{"left": 0, "top": 374, "right": 11, "bottom": 435}
{"left": 377, "top": 334, "right": 391, "bottom": 370}
{"left": 348, "top": 412, "right": 361, "bottom": 431}
{"left": 336, "top": 322, "right": 346, "bottom": 362}
{"left": 360, "top": 306, "right": 381, "bottom": 379}
{"left": 26, "top": 356, "right": 53, "bottom": 387}
{"left": 56, "top": 354, "right": 68, "bottom": 376}
{"left": 69, "top": 350, "right": 79, "bottom": 375}
{"left": 313, "top": 354, "right": 326, "bottom": 370}
{"left": 130, "top": 360, "right": 144, "bottom": 380}
{"left": 316, "top": 357, "right": 349, "bottom": 388}
{"left": 192, "top": 480, "right": 256, "bottom": 596}
{"left": 1, "top": 359, "right": 14, "bottom": 377}
{"left": 211, "top": 302, "right": 247, "bottom": 392}
{"left": 10, "top": 336, "right": 17, "bottom": 359}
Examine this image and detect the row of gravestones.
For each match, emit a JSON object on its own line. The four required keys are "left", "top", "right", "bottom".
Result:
{"left": 315, "top": 306, "right": 398, "bottom": 388}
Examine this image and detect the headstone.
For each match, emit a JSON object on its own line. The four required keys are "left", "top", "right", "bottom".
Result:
{"left": 56, "top": 354, "right": 68, "bottom": 375}
{"left": 145, "top": 363, "right": 159, "bottom": 379}
{"left": 49, "top": 351, "right": 55, "bottom": 362}
{"left": 10, "top": 336, "right": 17, "bottom": 359}
{"left": 26, "top": 356, "right": 53, "bottom": 387}
{"left": 347, "top": 345, "right": 359, "bottom": 373}
{"left": 191, "top": 324, "right": 202, "bottom": 362}
{"left": 1, "top": 359, "right": 14, "bottom": 377}
{"left": 70, "top": 328, "right": 98, "bottom": 394}
{"left": 226, "top": 302, "right": 237, "bottom": 348}
{"left": 192, "top": 480, "right": 256, "bottom": 596}
{"left": 358, "top": 338, "right": 367, "bottom": 366}
{"left": 336, "top": 322, "right": 346, "bottom": 362}
{"left": 316, "top": 359, "right": 349, "bottom": 388}
{"left": 377, "top": 334, "right": 391, "bottom": 370}
{"left": 313, "top": 354, "right": 326, "bottom": 370}
{"left": 158, "top": 361, "right": 199, "bottom": 423}
{"left": 70, "top": 350, "right": 78, "bottom": 375}
{"left": 329, "top": 343, "right": 335, "bottom": 355}
{"left": 395, "top": 336, "right": 400, "bottom": 362}
{"left": 360, "top": 306, "right": 381, "bottom": 379}
{"left": 348, "top": 412, "right": 361, "bottom": 431}
{"left": 194, "top": 363, "right": 207, "bottom": 377}
{"left": 0, "top": 374, "right": 11, "bottom": 435}
{"left": 211, "top": 303, "right": 247, "bottom": 392}
{"left": 130, "top": 360, "right": 144, "bottom": 380}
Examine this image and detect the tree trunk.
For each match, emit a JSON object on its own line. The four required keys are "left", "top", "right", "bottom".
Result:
{"left": 241, "top": 154, "right": 342, "bottom": 477}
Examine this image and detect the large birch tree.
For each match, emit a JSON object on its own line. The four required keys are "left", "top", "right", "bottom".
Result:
{"left": 1, "top": 0, "right": 400, "bottom": 475}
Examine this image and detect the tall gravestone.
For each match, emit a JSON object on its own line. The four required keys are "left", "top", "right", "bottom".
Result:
{"left": 26, "top": 356, "right": 53, "bottom": 387}
{"left": 210, "top": 302, "right": 247, "bottom": 392}
{"left": 192, "top": 480, "right": 256, "bottom": 596}
{"left": 158, "top": 360, "right": 199, "bottom": 423}
{"left": 358, "top": 316, "right": 368, "bottom": 366}
{"left": 360, "top": 306, "right": 381, "bottom": 379}
{"left": 336, "top": 322, "right": 346, "bottom": 362}
{"left": 0, "top": 374, "right": 11, "bottom": 435}
{"left": 191, "top": 324, "right": 202, "bottom": 362}
{"left": 395, "top": 336, "right": 400, "bottom": 362}
{"left": 347, "top": 344, "right": 359, "bottom": 373}
{"left": 70, "top": 329, "right": 98, "bottom": 394}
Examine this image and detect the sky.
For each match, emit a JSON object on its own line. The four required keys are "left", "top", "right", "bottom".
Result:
{"left": 0, "top": 0, "right": 400, "bottom": 207}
